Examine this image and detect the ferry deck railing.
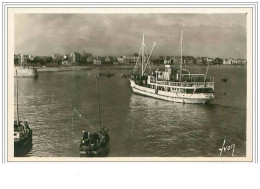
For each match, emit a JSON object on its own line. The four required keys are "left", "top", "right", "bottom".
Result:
{"left": 148, "top": 76, "right": 214, "bottom": 88}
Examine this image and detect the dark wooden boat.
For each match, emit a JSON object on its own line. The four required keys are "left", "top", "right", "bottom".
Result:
{"left": 79, "top": 128, "right": 109, "bottom": 157}
{"left": 14, "top": 70, "right": 33, "bottom": 152}
{"left": 98, "top": 72, "right": 115, "bottom": 77}
{"left": 14, "top": 120, "right": 32, "bottom": 148}
{"left": 221, "top": 78, "right": 228, "bottom": 82}
{"left": 78, "top": 75, "right": 110, "bottom": 157}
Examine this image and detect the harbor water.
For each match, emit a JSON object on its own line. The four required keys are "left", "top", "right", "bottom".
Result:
{"left": 14, "top": 65, "right": 247, "bottom": 157}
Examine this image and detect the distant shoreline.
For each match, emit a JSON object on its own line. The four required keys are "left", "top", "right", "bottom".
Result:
{"left": 35, "top": 65, "right": 136, "bottom": 72}
{"left": 17, "top": 64, "right": 246, "bottom": 73}
{"left": 36, "top": 66, "right": 93, "bottom": 72}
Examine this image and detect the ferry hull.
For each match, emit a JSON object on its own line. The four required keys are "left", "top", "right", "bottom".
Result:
{"left": 130, "top": 79, "right": 214, "bottom": 104}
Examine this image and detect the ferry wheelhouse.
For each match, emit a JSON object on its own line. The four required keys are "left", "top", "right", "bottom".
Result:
{"left": 129, "top": 31, "right": 215, "bottom": 104}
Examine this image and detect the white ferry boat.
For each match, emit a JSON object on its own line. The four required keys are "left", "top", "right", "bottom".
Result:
{"left": 129, "top": 31, "right": 215, "bottom": 104}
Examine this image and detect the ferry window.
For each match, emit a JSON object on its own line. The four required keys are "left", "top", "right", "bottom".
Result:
{"left": 180, "top": 89, "right": 185, "bottom": 93}
{"left": 186, "top": 89, "right": 194, "bottom": 94}
{"left": 195, "top": 88, "right": 214, "bottom": 93}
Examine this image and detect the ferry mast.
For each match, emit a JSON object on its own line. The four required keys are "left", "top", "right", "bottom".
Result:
{"left": 133, "top": 34, "right": 156, "bottom": 76}
{"left": 180, "top": 30, "right": 183, "bottom": 81}
{"left": 141, "top": 34, "right": 145, "bottom": 76}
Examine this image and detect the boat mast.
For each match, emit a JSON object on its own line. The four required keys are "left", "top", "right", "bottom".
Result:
{"left": 20, "top": 54, "right": 23, "bottom": 68}
{"left": 143, "top": 42, "right": 156, "bottom": 74}
{"left": 16, "top": 70, "right": 19, "bottom": 123}
{"left": 204, "top": 63, "right": 210, "bottom": 84}
{"left": 96, "top": 75, "right": 102, "bottom": 131}
{"left": 133, "top": 34, "right": 146, "bottom": 75}
{"left": 141, "top": 34, "right": 145, "bottom": 76}
{"left": 180, "top": 30, "right": 183, "bottom": 81}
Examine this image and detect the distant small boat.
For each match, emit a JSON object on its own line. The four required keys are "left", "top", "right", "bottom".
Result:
{"left": 106, "top": 73, "right": 115, "bottom": 77}
{"left": 78, "top": 75, "right": 109, "bottom": 157}
{"left": 98, "top": 72, "right": 115, "bottom": 77}
{"left": 121, "top": 74, "right": 130, "bottom": 78}
{"left": 121, "top": 68, "right": 130, "bottom": 78}
{"left": 221, "top": 78, "right": 228, "bottom": 82}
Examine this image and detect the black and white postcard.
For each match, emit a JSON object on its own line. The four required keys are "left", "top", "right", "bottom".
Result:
{"left": 5, "top": 5, "right": 254, "bottom": 162}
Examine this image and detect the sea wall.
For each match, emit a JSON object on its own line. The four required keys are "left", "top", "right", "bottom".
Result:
{"left": 37, "top": 66, "right": 92, "bottom": 72}
{"left": 15, "top": 68, "right": 38, "bottom": 78}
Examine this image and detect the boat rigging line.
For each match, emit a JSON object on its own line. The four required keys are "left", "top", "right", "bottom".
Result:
{"left": 133, "top": 34, "right": 156, "bottom": 75}
{"left": 96, "top": 75, "right": 102, "bottom": 131}
{"left": 69, "top": 103, "right": 97, "bottom": 132}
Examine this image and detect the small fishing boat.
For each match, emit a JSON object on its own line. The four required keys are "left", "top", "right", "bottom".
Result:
{"left": 14, "top": 120, "right": 32, "bottom": 148}
{"left": 121, "top": 68, "right": 130, "bottom": 78}
{"left": 14, "top": 70, "right": 33, "bottom": 151}
{"left": 78, "top": 75, "right": 109, "bottom": 157}
{"left": 98, "top": 72, "right": 115, "bottom": 77}
{"left": 221, "top": 78, "right": 228, "bottom": 82}
{"left": 79, "top": 127, "right": 109, "bottom": 157}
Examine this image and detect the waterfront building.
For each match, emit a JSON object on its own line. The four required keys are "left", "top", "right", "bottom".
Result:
{"left": 223, "top": 58, "right": 232, "bottom": 65}
{"left": 69, "top": 52, "right": 81, "bottom": 64}
{"left": 206, "top": 57, "right": 214, "bottom": 64}
{"left": 104, "top": 56, "right": 111, "bottom": 64}
{"left": 172, "top": 56, "right": 181, "bottom": 64}
{"left": 93, "top": 57, "right": 102, "bottom": 65}
{"left": 183, "top": 56, "right": 195, "bottom": 64}
{"left": 164, "top": 57, "right": 171, "bottom": 64}
{"left": 117, "top": 56, "right": 127, "bottom": 64}
{"left": 196, "top": 57, "right": 203, "bottom": 64}
{"left": 126, "top": 54, "right": 139, "bottom": 63}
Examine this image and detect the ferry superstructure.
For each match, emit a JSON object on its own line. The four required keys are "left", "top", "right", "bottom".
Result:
{"left": 129, "top": 31, "right": 215, "bottom": 104}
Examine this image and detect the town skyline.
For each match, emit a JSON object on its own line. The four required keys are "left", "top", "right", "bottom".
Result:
{"left": 15, "top": 14, "right": 247, "bottom": 59}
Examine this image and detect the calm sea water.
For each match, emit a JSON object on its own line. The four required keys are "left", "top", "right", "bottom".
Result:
{"left": 14, "top": 65, "right": 247, "bottom": 157}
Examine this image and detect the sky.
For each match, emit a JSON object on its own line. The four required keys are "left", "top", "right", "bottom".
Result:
{"left": 14, "top": 13, "right": 247, "bottom": 58}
